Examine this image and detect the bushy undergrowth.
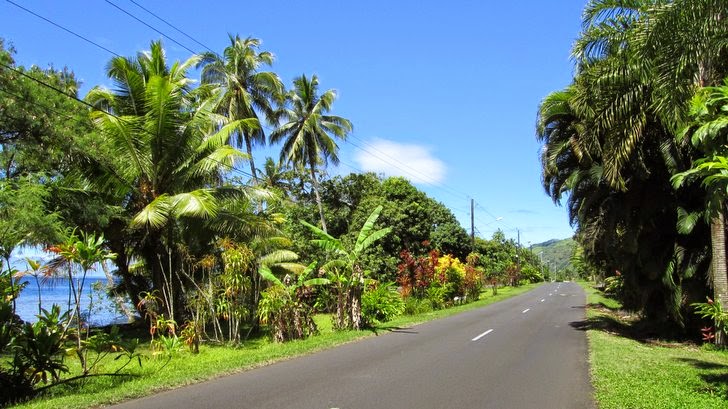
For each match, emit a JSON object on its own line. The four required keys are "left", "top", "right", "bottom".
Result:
{"left": 361, "top": 282, "right": 404, "bottom": 325}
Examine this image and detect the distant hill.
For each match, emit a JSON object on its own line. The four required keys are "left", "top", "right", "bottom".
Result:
{"left": 530, "top": 238, "right": 575, "bottom": 272}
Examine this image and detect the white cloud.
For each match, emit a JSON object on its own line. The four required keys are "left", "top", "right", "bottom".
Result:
{"left": 353, "top": 138, "right": 446, "bottom": 185}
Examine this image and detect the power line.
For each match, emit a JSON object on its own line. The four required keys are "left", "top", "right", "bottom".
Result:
{"left": 1, "top": 3, "right": 248, "bottom": 177}
{"left": 2, "top": 3, "right": 251, "bottom": 180}
{"left": 4, "top": 1, "right": 511, "bottom": 233}
{"left": 0, "top": 86, "right": 139, "bottom": 189}
{"left": 347, "top": 134, "right": 469, "bottom": 201}
{"left": 127, "top": 0, "right": 214, "bottom": 52}
{"left": 344, "top": 134, "right": 507, "bottom": 222}
{"left": 94, "top": 1, "right": 492, "bottom": 220}
{"left": 0, "top": 61, "right": 99, "bottom": 112}
{"left": 104, "top": 0, "right": 198, "bottom": 55}
{"left": 4, "top": 0, "right": 121, "bottom": 57}
{"left": 0, "top": 62, "right": 254, "bottom": 183}
{"left": 473, "top": 200, "right": 510, "bottom": 228}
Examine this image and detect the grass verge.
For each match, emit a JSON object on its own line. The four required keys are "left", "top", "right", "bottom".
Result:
{"left": 14, "top": 283, "right": 541, "bottom": 409}
{"left": 577, "top": 281, "right": 728, "bottom": 409}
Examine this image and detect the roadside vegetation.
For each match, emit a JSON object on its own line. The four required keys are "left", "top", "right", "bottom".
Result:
{"left": 578, "top": 282, "right": 728, "bottom": 409}
{"left": 8, "top": 285, "right": 540, "bottom": 409}
{"left": 0, "top": 32, "right": 548, "bottom": 406}
{"left": 538, "top": 0, "right": 728, "bottom": 345}
{"left": 539, "top": 1, "right": 728, "bottom": 406}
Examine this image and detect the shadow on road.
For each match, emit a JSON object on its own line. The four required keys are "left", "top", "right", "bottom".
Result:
{"left": 369, "top": 326, "right": 419, "bottom": 335}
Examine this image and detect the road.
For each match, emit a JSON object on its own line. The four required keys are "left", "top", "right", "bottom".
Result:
{"left": 110, "top": 282, "right": 593, "bottom": 409}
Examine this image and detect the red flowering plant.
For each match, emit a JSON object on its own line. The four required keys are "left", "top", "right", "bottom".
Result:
{"left": 692, "top": 297, "right": 728, "bottom": 346}
{"left": 396, "top": 249, "right": 438, "bottom": 299}
{"left": 701, "top": 326, "right": 715, "bottom": 343}
{"left": 463, "top": 253, "right": 484, "bottom": 301}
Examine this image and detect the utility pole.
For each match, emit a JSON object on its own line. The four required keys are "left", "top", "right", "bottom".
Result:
{"left": 470, "top": 198, "right": 475, "bottom": 248}
{"left": 516, "top": 229, "right": 521, "bottom": 270}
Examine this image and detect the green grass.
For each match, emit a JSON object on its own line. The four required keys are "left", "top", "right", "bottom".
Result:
{"left": 577, "top": 282, "right": 728, "bottom": 409}
{"left": 13, "top": 283, "right": 541, "bottom": 409}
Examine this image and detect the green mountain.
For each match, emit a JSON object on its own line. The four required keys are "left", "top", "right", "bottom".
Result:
{"left": 530, "top": 238, "right": 575, "bottom": 272}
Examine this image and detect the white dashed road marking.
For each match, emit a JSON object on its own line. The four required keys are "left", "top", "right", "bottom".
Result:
{"left": 471, "top": 329, "right": 494, "bottom": 342}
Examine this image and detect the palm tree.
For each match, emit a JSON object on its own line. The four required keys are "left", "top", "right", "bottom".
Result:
{"left": 198, "top": 35, "right": 283, "bottom": 183}
{"left": 84, "top": 41, "right": 252, "bottom": 320}
{"left": 673, "top": 79, "right": 728, "bottom": 343}
{"left": 536, "top": 0, "right": 725, "bottom": 323}
{"left": 637, "top": 0, "right": 728, "bottom": 343}
{"left": 270, "top": 74, "right": 352, "bottom": 233}
{"left": 580, "top": 0, "right": 728, "bottom": 339}
{"left": 258, "top": 157, "right": 291, "bottom": 195}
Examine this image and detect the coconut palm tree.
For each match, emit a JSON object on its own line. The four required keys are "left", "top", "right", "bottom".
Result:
{"left": 258, "top": 157, "right": 292, "bottom": 196}
{"left": 84, "top": 41, "right": 253, "bottom": 320}
{"left": 198, "top": 35, "right": 283, "bottom": 183}
{"left": 269, "top": 74, "right": 352, "bottom": 233}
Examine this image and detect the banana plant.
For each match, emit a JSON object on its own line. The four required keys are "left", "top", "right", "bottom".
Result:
{"left": 258, "top": 262, "right": 329, "bottom": 342}
{"left": 302, "top": 205, "right": 391, "bottom": 330}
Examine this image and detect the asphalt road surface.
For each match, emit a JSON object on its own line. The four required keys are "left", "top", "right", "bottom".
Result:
{"left": 110, "top": 282, "right": 593, "bottom": 409}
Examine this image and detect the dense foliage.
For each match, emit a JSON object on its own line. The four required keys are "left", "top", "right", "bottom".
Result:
{"left": 537, "top": 0, "right": 728, "bottom": 334}
{"left": 0, "top": 34, "right": 547, "bottom": 403}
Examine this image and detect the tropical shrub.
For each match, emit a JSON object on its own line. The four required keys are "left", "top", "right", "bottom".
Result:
{"left": 397, "top": 250, "right": 484, "bottom": 308}
{"left": 604, "top": 274, "right": 624, "bottom": 297}
{"left": 1, "top": 305, "right": 70, "bottom": 405}
{"left": 258, "top": 263, "right": 327, "bottom": 342}
{"left": 403, "top": 296, "right": 433, "bottom": 315}
{"left": 425, "top": 283, "right": 448, "bottom": 310}
{"left": 504, "top": 264, "right": 521, "bottom": 287}
{"left": 180, "top": 320, "right": 202, "bottom": 353}
{"left": 218, "top": 242, "right": 255, "bottom": 343}
{"left": 435, "top": 254, "right": 466, "bottom": 300}
{"left": 305, "top": 205, "right": 391, "bottom": 330}
{"left": 150, "top": 316, "right": 178, "bottom": 356}
{"left": 396, "top": 249, "right": 438, "bottom": 299}
{"left": 520, "top": 265, "right": 543, "bottom": 284}
{"left": 463, "top": 253, "right": 484, "bottom": 301}
{"left": 1, "top": 265, "right": 142, "bottom": 405}
{"left": 361, "top": 281, "right": 404, "bottom": 325}
{"left": 259, "top": 284, "right": 317, "bottom": 342}
{"left": 692, "top": 298, "right": 728, "bottom": 346}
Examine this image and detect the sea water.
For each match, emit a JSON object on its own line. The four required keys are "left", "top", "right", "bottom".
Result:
{"left": 14, "top": 276, "right": 137, "bottom": 327}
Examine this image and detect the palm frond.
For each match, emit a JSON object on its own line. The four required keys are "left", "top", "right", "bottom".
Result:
{"left": 131, "top": 194, "right": 172, "bottom": 229}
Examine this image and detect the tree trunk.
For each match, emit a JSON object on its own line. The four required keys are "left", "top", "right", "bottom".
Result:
{"left": 245, "top": 135, "right": 258, "bottom": 184}
{"left": 245, "top": 133, "right": 266, "bottom": 215}
{"left": 350, "top": 286, "right": 362, "bottom": 330}
{"left": 335, "top": 282, "right": 346, "bottom": 329}
{"left": 711, "top": 208, "right": 728, "bottom": 346}
{"left": 350, "top": 266, "right": 363, "bottom": 330}
{"left": 308, "top": 159, "right": 327, "bottom": 233}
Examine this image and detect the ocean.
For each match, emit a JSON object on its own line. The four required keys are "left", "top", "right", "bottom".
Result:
{"left": 14, "top": 276, "right": 137, "bottom": 327}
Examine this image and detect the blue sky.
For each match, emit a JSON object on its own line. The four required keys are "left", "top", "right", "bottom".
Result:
{"left": 2, "top": 0, "right": 586, "bottom": 246}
